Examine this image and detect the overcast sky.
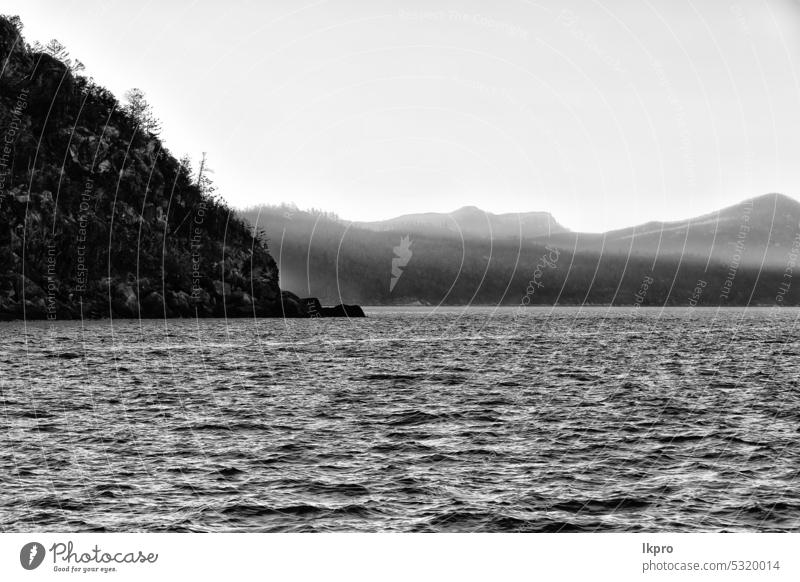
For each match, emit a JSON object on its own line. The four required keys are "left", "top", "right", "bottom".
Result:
{"left": 4, "top": 0, "right": 800, "bottom": 231}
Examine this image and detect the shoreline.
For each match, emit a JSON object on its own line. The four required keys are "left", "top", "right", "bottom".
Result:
{"left": 1, "top": 303, "right": 794, "bottom": 322}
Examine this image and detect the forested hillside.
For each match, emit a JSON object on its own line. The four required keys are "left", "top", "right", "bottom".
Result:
{"left": 0, "top": 15, "right": 293, "bottom": 319}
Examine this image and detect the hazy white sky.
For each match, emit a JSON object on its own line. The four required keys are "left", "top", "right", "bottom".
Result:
{"left": 4, "top": 0, "right": 800, "bottom": 231}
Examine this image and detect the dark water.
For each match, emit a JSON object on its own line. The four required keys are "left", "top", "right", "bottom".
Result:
{"left": 1, "top": 307, "right": 799, "bottom": 532}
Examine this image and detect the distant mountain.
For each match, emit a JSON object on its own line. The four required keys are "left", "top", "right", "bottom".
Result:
{"left": 541, "top": 193, "right": 800, "bottom": 268}
{"left": 238, "top": 198, "right": 800, "bottom": 307}
{"left": 358, "top": 206, "right": 569, "bottom": 240}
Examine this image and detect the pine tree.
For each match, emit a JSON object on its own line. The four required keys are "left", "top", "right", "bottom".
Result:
{"left": 44, "top": 39, "right": 69, "bottom": 61}
{"left": 178, "top": 154, "right": 194, "bottom": 182}
{"left": 123, "top": 88, "right": 162, "bottom": 136}
{"left": 32, "top": 38, "right": 85, "bottom": 73}
{"left": 196, "top": 152, "right": 219, "bottom": 200}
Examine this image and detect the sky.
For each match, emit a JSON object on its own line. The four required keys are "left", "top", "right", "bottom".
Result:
{"left": 4, "top": 0, "right": 800, "bottom": 232}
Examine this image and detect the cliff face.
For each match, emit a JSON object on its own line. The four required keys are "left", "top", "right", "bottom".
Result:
{"left": 0, "top": 16, "right": 292, "bottom": 319}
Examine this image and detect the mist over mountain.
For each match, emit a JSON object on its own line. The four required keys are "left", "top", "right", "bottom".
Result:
{"left": 239, "top": 195, "right": 800, "bottom": 307}
{"left": 542, "top": 193, "right": 800, "bottom": 269}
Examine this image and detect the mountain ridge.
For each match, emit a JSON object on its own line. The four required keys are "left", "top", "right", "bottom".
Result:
{"left": 238, "top": 195, "right": 800, "bottom": 307}
{"left": 357, "top": 206, "right": 570, "bottom": 240}
{"left": 354, "top": 192, "right": 799, "bottom": 241}
{"left": 539, "top": 192, "right": 800, "bottom": 267}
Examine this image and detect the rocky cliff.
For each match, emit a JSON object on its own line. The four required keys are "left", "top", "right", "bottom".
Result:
{"left": 0, "top": 15, "right": 315, "bottom": 320}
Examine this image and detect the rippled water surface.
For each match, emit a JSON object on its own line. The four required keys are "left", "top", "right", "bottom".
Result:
{"left": 1, "top": 307, "right": 799, "bottom": 532}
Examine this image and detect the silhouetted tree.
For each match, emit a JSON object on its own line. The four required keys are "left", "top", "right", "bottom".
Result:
{"left": 44, "top": 39, "right": 68, "bottom": 60}
{"left": 178, "top": 154, "right": 193, "bottom": 180}
{"left": 123, "top": 88, "right": 161, "bottom": 135}
{"left": 36, "top": 38, "right": 85, "bottom": 73}
{"left": 197, "top": 152, "right": 221, "bottom": 203}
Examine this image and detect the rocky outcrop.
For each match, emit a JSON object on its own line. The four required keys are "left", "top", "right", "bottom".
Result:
{"left": 320, "top": 304, "right": 366, "bottom": 317}
{"left": 299, "top": 297, "right": 365, "bottom": 317}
